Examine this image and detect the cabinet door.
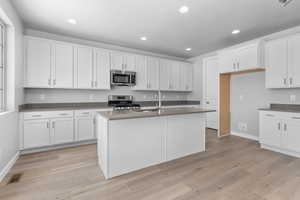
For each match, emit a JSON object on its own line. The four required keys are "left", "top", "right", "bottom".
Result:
{"left": 51, "top": 118, "right": 74, "bottom": 144}
{"left": 218, "top": 50, "right": 236, "bottom": 73}
{"left": 23, "top": 120, "right": 51, "bottom": 148}
{"left": 147, "top": 57, "right": 160, "bottom": 90}
{"left": 160, "top": 59, "right": 172, "bottom": 91}
{"left": 76, "top": 46, "right": 94, "bottom": 88}
{"left": 134, "top": 55, "right": 147, "bottom": 90}
{"left": 25, "top": 38, "right": 52, "bottom": 88}
{"left": 259, "top": 113, "right": 281, "bottom": 148}
{"left": 124, "top": 54, "right": 136, "bottom": 71}
{"left": 265, "top": 38, "right": 288, "bottom": 88}
{"left": 170, "top": 61, "right": 180, "bottom": 91}
{"left": 76, "top": 117, "right": 95, "bottom": 141}
{"left": 184, "top": 63, "right": 193, "bottom": 91}
{"left": 53, "top": 43, "right": 74, "bottom": 88}
{"left": 110, "top": 52, "right": 124, "bottom": 71}
{"left": 94, "top": 49, "right": 110, "bottom": 89}
{"left": 282, "top": 117, "right": 300, "bottom": 153}
{"left": 236, "top": 44, "right": 259, "bottom": 71}
{"left": 288, "top": 34, "right": 300, "bottom": 88}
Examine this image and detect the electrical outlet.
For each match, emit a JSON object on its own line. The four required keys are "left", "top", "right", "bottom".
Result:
{"left": 290, "top": 95, "right": 296, "bottom": 103}
{"left": 238, "top": 122, "right": 248, "bottom": 132}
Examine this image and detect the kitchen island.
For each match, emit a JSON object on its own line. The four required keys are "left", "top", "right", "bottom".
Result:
{"left": 96, "top": 107, "right": 215, "bottom": 179}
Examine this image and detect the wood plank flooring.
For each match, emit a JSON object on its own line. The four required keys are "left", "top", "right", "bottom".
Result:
{"left": 1, "top": 129, "right": 300, "bottom": 200}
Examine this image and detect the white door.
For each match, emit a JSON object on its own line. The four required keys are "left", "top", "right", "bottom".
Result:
{"left": 265, "top": 38, "right": 288, "bottom": 88}
{"left": 282, "top": 117, "right": 300, "bottom": 153}
{"left": 76, "top": 117, "right": 95, "bottom": 141}
{"left": 218, "top": 50, "right": 236, "bottom": 73}
{"left": 288, "top": 34, "right": 300, "bottom": 88}
{"left": 53, "top": 43, "right": 74, "bottom": 88}
{"left": 110, "top": 52, "right": 124, "bottom": 71}
{"left": 23, "top": 120, "right": 51, "bottom": 148}
{"left": 259, "top": 113, "right": 281, "bottom": 148}
{"left": 94, "top": 49, "right": 110, "bottom": 89}
{"left": 25, "top": 38, "right": 52, "bottom": 88}
{"left": 134, "top": 55, "right": 147, "bottom": 90}
{"left": 51, "top": 118, "right": 74, "bottom": 144}
{"left": 160, "top": 59, "right": 172, "bottom": 91}
{"left": 147, "top": 57, "right": 160, "bottom": 90}
{"left": 236, "top": 43, "right": 259, "bottom": 71}
{"left": 124, "top": 54, "right": 136, "bottom": 71}
{"left": 203, "top": 56, "right": 219, "bottom": 129}
{"left": 76, "top": 46, "right": 94, "bottom": 89}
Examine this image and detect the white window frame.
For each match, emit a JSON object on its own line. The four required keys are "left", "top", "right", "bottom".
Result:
{"left": 0, "top": 20, "right": 6, "bottom": 112}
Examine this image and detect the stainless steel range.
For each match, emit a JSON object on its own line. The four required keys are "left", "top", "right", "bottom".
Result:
{"left": 108, "top": 95, "right": 140, "bottom": 111}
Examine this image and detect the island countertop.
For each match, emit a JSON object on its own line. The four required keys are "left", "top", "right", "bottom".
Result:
{"left": 97, "top": 107, "right": 215, "bottom": 120}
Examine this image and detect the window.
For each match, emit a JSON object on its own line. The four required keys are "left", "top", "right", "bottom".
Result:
{"left": 0, "top": 21, "right": 5, "bottom": 111}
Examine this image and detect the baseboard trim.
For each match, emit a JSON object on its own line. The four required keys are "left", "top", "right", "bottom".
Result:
{"left": 261, "top": 144, "right": 300, "bottom": 158}
{"left": 231, "top": 131, "right": 259, "bottom": 141}
{"left": 0, "top": 151, "right": 20, "bottom": 182}
{"left": 20, "top": 140, "right": 97, "bottom": 155}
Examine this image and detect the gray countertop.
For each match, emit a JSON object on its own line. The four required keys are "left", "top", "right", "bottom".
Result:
{"left": 19, "top": 101, "right": 200, "bottom": 112}
{"left": 97, "top": 107, "right": 215, "bottom": 120}
{"left": 258, "top": 104, "right": 300, "bottom": 113}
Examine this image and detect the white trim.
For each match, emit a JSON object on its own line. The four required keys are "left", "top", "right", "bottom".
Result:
{"left": 231, "top": 131, "right": 259, "bottom": 141}
{"left": 261, "top": 144, "right": 300, "bottom": 158}
{"left": 0, "top": 151, "right": 19, "bottom": 182}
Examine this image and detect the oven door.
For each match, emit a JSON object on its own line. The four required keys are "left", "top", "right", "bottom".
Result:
{"left": 111, "top": 72, "right": 131, "bottom": 86}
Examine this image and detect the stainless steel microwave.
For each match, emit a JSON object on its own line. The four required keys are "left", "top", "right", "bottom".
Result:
{"left": 110, "top": 70, "right": 136, "bottom": 86}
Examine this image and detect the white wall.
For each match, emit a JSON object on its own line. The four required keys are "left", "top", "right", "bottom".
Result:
{"left": 231, "top": 72, "right": 300, "bottom": 138}
{"left": 0, "top": 0, "right": 23, "bottom": 181}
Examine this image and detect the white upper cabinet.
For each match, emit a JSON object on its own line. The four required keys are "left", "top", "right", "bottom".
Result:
{"left": 146, "top": 57, "right": 160, "bottom": 90}
{"left": 266, "top": 34, "right": 300, "bottom": 88}
{"left": 93, "top": 49, "right": 110, "bottom": 90}
{"left": 75, "top": 46, "right": 94, "bottom": 89}
{"left": 159, "top": 59, "right": 172, "bottom": 91}
{"left": 219, "top": 41, "right": 263, "bottom": 74}
{"left": 25, "top": 38, "right": 52, "bottom": 88}
{"left": 110, "top": 52, "right": 124, "bottom": 71}
{"left": 265, "top": 38, "right": 288, "bottom": 88}
{"left": 110, "top": 52, "right": 136, "bottom": 71}
{"left": 134, "top": 55, "right": 147, "bottom": 90}
{"left": 53, "top": 42, "right": 74, "bottom": 88}
{"left": 287, "top": 34, "right": 300, "bottom": 88}
{"left": 180, "top": 63, "right": 193, "bottom": 92}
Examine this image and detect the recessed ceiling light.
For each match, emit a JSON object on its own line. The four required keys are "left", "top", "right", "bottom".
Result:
{"left": 140, "top": 36, "right": 147, "bottom": 41}
{"left": 232, "top": 29, "right": 240, "bottom": 35}
{"left": 179, "top": 6, "right": 189, "bottom": 14}
{"left": 67, "top": 18, "right": 77, "bottom": 25}
{"left": 185, "top": 48, "right": 192, "bottom": 51}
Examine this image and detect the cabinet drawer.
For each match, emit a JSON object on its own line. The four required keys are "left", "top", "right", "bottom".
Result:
{"left": 24, "top": 112, "right": 52, "bottom": 120}
{"left": 51, "top": 111, "right": 74, "bottom": 118}
{"left": 75, "top": 110, "right": 93, "bottom": 117}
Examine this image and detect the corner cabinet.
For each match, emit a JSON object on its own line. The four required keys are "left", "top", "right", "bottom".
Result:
{"left": 259, "top": 111, "right": 300, "bottom": 158}
{"left": 265, "top": 34, "right": 300, "bottom": 88}
{"left": 218, "top": 41, "right": 264, "bottom": 74}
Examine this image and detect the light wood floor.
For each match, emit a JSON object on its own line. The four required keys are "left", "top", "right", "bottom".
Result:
{"left": 1, "top": 129, "right": 300, "bottom": 200}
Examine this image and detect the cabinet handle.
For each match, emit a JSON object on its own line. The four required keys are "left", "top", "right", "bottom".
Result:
{"left": 91, "top": 81, "right": 94, "bottom": 87}
{"left": 52, "top": 121, "right": 55, "bottom": 128}
{"left": 233, "top": 63, "right": 236, "bottom": 70}
{"left": 47, "top": 121, "right": 49, "bottom": 129}
{"left": 237, "top": 62, "right": 240, "bottom": 70}
{"left": 53, "top": 79, "right": 56, "bottom": 86}
{"left": 284, "top": 123, "right": 287, "bottom": 131}
{"left": 95, "top": 81, "right": 98, "bottom": 87}
{"left": 284, "top": 78, "right": 287, "bottom": 86}
{"left": 48, "top": 79, "right": 51, "bottom": 86}
{"left": 292, "top": 117, "right": 300, "bottom": 120}
{"left": 278, "top": 123, "right": 281, "bottom": 130}
{"left": 59, "top": 113, "right": 69, "bottom": 116}
{"left": 32, "top": 114, "right": 42, "bottom": 117}
{"left": 290, "top": 78, "right": 293, "bottom": 86}
{"left": 82, "top": 112, "right": 90, "bottom": 115}
{"left": 266, "top": 114, "right": 274, "bottom": 117}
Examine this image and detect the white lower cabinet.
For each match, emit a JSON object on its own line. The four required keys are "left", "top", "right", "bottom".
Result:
{"left": 51, "top": 118, "right": 74, "bottom": 145}
{"left": 23, "top": 120, "right": 51, "bottom": 149}
{"left": 75, "top": 110, "right": 95, "bottom": 141}
{"left": 259, "top": 111, "right": 300, "bottom": 157}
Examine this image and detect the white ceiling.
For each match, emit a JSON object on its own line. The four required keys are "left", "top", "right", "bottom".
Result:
{"left": 11, "top": 0, "right": 300, "bottom": 58}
